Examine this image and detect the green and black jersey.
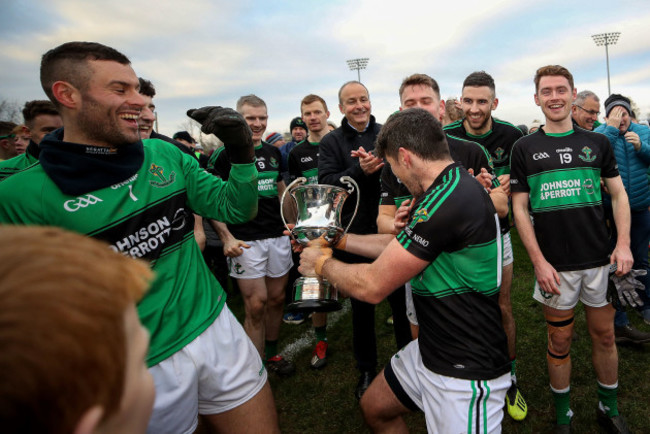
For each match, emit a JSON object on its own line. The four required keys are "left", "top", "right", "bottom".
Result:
{"left": 288, "top": 140, "right": 319, "bottom": 184}
{"left": 397, "top": 162, "right": 509, "bottom": 380}
{"left": 0, "top": 143, "right": 39, "bottom": 181}
{"left": 209, "top": 142, "right": 284, "bottom": 241}
{"left": 0, "top": 138, "right": 259, "bottom": 367}
{"left": 379, "top": 163, "right": 411, "bottom": 208}
{"left": 444, "top": 118, "right": 522, "bottom": 178}
{"left": 445, "top": 119, "right": 522, "bottom": 235}
{"left": 380, "top": 134, "right": 499, "bottom": 208}
{"left": 510, "top": 128, "right": 618, "bottom": 271}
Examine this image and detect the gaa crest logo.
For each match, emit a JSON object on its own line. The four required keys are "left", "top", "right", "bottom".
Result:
{"left": 270, "top": 157, "right": 279, "bottom": 168}
{"left": 63, "top": 194, "right": 103, "bottom": 212}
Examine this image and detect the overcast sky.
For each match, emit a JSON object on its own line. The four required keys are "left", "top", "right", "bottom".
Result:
{"left": 2, "top": 0, "right": 649, "bottom": 139}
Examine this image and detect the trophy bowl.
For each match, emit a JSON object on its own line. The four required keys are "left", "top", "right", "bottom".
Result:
{"left": 281, "top": 176, "right": 359, "bottom": 313}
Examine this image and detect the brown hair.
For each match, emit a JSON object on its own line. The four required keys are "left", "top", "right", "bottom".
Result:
{"left": 0, "top": 226, "right": 151, "bottom": 434}
{"left": 0, "top": 121, "right": 17, "bottom": 136}
{"left": 22, "top": 100, "right": 59, "bottom": 129}
{"left": 40, "top": 41, "right": 131, "bottom": 107}
{"left": 11, "top": 124, "right": 28, "bottom": 136}
{"left": 534, "top": 65, "right": 574, "bottom": 92}
{"left": 376, "top": 108, "right": 449, "bottom": 161}
{"left": 444, "top": 98, "right": 463, "bottom": 123}
{"left": 301, "top": 94, "right": 328, "bottom": 113}
{"left": 399, "top": 73, "right": 441, "bottom": 100}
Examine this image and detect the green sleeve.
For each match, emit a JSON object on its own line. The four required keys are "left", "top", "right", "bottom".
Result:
{"left": 183, "top": 153, "right": 258, "bottom": 224}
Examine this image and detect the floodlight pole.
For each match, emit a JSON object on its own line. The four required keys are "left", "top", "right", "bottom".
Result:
{"left": 346, "top": 58, "right": 369, "bottom": 82}
{"left": 591, "top": 32, "right": 620, "bottom": 96}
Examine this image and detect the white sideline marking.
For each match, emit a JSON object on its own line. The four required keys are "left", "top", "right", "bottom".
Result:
{"left": 281, "top": 299, "right": 352, "bottom": 360}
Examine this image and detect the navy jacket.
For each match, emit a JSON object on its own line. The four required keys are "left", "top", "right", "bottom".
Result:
{"left": 318, "top": 115, "right": 382, "bottom": 235}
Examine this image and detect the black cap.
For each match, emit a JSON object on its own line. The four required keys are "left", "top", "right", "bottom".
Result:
{"left": 290, "top": 117, "right": 307, "bottom": 132}
{"left": 604, "top": 94, "right": 632, "bottom": 117}
{"left": 172, "top": 131, "right": 196, "bottom": 143}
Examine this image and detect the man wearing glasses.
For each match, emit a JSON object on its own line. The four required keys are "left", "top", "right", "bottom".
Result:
{"left": 571, "top": 90, "right": 601, "bottom": 131}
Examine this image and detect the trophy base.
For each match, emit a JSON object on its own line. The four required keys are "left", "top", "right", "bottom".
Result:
{"left": 286, "top": 299, "right": 342, "bottom": 313}
{"left": 287, "top": 276, "right": 342, "bottom": 313}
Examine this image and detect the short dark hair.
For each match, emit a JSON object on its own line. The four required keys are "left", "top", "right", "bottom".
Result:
{"left": 462, "top": 71, "right": 495, "bottom": 97}
{"left": 375, "top": 108, "right": 450, "bottom": 162}
{"left": 138, "top": 77, "right": 156, "bottom": 98}
{"left": 534, "top": 65, "right": 574, "bottom": 93}
{"left": 22, "top": 100, "right": 59, "bottom": 129}
{"left": 0, "top": 121, "right": 18, "bottom": 136}
{"left": 398, "top": 74, "right": 440, "bottom": 101}
{"left": 40, "top": 42, "right": 131, "bottom": 107}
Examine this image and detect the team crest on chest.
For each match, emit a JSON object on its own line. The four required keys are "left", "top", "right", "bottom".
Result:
{"left": 493, "top": 147, "right": 507, "bottom": 163}
{"left": 149, "top": 163, "right": 176, "bottom": 187}
{"left": 269, "top": 157, "right": 279, "bottom": 168}
{"left": 412, "top": 208, "right": 431, "bottom": 224}
{"left": 578, "top": 146, "right": 596, "bottom": 162}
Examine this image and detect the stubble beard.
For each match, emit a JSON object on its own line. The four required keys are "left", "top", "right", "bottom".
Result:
{"left": 78, "top": 94, "right": 139, "bottom": 147}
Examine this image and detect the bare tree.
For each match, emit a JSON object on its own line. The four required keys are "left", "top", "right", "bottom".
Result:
{"left": 0, "top": 99, "right": 23, "bottom": 123}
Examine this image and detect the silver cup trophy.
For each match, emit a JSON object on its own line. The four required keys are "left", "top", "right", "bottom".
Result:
{"left": 281, "top": 176, "right": 359, "bottom": 312}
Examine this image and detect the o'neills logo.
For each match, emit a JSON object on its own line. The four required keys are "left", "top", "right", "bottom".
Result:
{"left": 111, "top": 174, "right": 138, "bottom": 189}
{"left": 64, "top": 194, "right": 103, "bottom": 212}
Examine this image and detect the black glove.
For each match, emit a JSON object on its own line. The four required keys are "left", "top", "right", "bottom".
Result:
{"left": 607, "top": 268, "right": 646, "bottom": 310}
{"left": 187, "top": 106, "right": 254, "bottom": 164}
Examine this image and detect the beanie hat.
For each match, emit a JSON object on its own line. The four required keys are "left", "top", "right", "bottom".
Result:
{"left": 604, "top": 94, "right": 632, "bottom": 117}
{"left": 172, "top": 131, "right": 196, "bottom": 143}
{"left": 265, "top": 132, "right": 283, "bottom": 145}
{"left": 290, "top": 117, "right": 307, "bottom": 132}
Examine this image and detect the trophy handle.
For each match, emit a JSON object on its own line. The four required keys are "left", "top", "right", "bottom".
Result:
{"left": 280, "top": 177, "right": 307, "bottom": 236}
{"left": 339, "top": 176, "right": 360, "bottom": 235}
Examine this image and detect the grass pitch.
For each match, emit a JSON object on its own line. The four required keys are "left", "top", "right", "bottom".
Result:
{"left": 222, "top": 229, "right": 649, "bottom": 433}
